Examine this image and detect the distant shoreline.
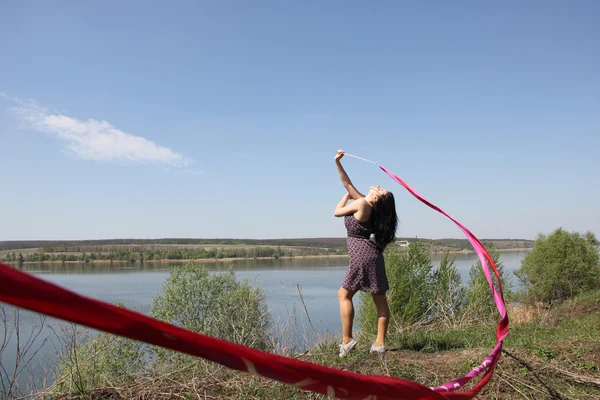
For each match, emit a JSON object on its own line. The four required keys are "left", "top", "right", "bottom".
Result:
{"left": 431, "top": 247, "right": 532, "bottom": 254}
{"left": 4, "top": 254, "right": 349, "bottom": 265}
{"left": 2, "top": 248, "right": 532, "bottom": 265}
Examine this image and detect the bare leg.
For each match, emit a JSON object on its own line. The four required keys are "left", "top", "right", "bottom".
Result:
{"left": 371, "top": 292, "right": 390, "bottom": 347}
{"left": 338, "top": 287, "right": 357, "bottom": 344}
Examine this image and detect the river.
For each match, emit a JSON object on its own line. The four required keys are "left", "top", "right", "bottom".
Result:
{"left": 0, "top": 251, "right": 528, "bottom": 394}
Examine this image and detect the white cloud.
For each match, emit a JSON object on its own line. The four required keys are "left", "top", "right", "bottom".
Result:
{"left": 5, "top": 95, "right": 194, "bottom": 168}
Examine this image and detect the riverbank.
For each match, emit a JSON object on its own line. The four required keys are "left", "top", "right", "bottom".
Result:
{"left": 2, "top": 254, "right": 350, "bottom": 265}
{"left": 2, "top": 247, "right": 533, "bottom": 266}
{"left": 431, "top": 247, "right": 532, "bottom": 254}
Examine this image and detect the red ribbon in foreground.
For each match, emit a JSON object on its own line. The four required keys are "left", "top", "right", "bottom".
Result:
{"left": 0, "top": 165, "right": 508, "bottom": 399}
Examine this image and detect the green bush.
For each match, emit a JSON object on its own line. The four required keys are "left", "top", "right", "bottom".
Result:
{"left": 150, "top": 262, "right": 272, "bottom": 367}
{"left": 53, "top": 309, "right": 145, "bottom": 395}
{"left": 515, "top": 228, "right": 600, "bottom": 304}
{"left": 52, "top": 264, "right": 273, "bottom": 392}
{"left": 464, "top": 249, "right": 513, "bottom": 320}
{"left": 358, "top": 241, "right": 435, "bottom": 333}
{"left": 431, "top": 252, "right": 466, "bottom": 323}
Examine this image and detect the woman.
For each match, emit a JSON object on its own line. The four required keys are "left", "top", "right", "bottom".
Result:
{"left": 333, "top": 149, "right": 398, "bottom": 357}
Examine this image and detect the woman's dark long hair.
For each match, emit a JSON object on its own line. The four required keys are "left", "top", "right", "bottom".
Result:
{"left": 371, "top": 192, "right": 399, "bottom": 252}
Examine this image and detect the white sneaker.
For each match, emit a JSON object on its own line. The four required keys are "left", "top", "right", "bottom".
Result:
{"left": 339, "top": 339, "right": 357, "bottom": 358}
{"left": 369, "top": 344, "right": 386, "bottom": 354}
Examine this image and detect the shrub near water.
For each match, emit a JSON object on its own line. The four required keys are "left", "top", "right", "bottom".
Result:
{"left": 358, "top": 241, "right": 521, "bottom": 334}
{"left": 357, "top": 242, "right": 432, "bottom": 333}
{"left": 52, "top": 263, "right": 271, "bottom": 394}
{"left": 150, "top": 262, "right": 272, "bottom": 367}
{"left": 515, "top": 228, "right": 600, "bottom": 304}
{"left": 358, "top": 242, "right": 466, "bottom": 333}
{"left": 464, "top": 249, "right": 513, "bottom": 320}
{"left": 52, "top": 307, "right": 145, "bottom": 395}
{"left": 431, "top": 251, "right": 466, "bottom": 325}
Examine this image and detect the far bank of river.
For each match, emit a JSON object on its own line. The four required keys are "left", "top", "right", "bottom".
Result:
{"left": 3, "top": 248, "right": 532, "bottom": 266}
{"left": 5, "top": 254, "right": 349, "bottom": 265}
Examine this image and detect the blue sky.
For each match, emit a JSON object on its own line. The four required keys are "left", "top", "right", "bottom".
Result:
{"left": 1, "top": 1, "right": 598, "bottom": 241}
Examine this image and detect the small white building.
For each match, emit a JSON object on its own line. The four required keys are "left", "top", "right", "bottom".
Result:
{"left": 396, "top": 240, "right": 409, "bottom": 247}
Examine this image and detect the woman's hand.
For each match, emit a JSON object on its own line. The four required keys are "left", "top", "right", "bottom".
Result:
{"left": 334, "top": 192, "right": 361, "bottom": 217}
{"left": 339, "top": 192, "right": 352, "bottom": 205}
{"left": 334, "top": 149, "right": 365, "bottom": 200}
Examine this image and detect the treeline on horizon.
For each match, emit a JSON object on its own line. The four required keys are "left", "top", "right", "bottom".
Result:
{"left": 0, "top": 237, "right": 533, "bottom": 251}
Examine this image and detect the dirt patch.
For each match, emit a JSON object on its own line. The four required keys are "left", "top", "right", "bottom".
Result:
{"left": 569, "top": 298, "right": 600, "bottom": 319}
{"left": 333, "top": 347, "right": 492, "bottom": 388}
{"left": 508, "top": 303, "right": 540, "bottom": 325}
{"left": 509, "top": 296, "right": 600, "bottom": 326}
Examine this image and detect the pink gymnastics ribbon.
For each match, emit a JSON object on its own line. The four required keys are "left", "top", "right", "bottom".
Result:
{"left": 378, "top": 164, "right": 509, "bottom": 392}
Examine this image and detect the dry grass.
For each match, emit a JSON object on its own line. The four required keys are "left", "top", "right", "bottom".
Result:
{"left": 35, "top": 339, "right": 599, "bottom": 400}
